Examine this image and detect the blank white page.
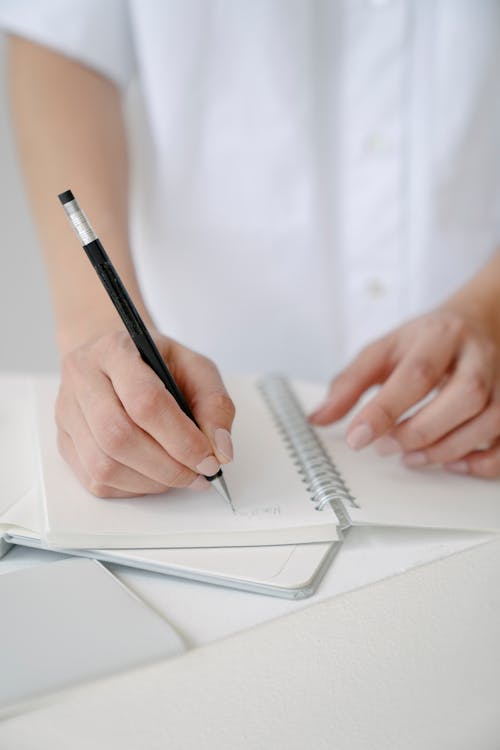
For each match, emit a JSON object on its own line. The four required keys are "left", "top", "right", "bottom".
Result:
{"left": 0, "top": 557, "right": 184, "bottom": 713}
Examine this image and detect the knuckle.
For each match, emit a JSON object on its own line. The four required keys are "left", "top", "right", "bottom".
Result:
{"left": 402, "top": 422, "right": 431, "bottom": 448}
{"left": 370, "top": 400, "right": 396, "bottom": 431}
{"left": 408, "top": 357, "right": 437, "bottom": 391}
{"left": 90, "top": 453, "right": 118, "bottom": 485}
{"left": 96, "top": 417, "right": 133, "bottom": 455}
{"left": 87, "top": 479, "right": 115, "bottom": 498}
{"left": 210, "top": 391, "right": 236, "bottom": 421}
{"left": 127, "top": 386, "right": 165, "bottom": 423}
{"left": 461, "top": 372, "right": 489, "bottom": 413}
{"left": 95, "top": 330, "right": 135, "bottom": 365}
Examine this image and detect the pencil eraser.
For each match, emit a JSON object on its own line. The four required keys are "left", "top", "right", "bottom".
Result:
{"left": 58, "top": 189, "right": 74, "bottom": 205}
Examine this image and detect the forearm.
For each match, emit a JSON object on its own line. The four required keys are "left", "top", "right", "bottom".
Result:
{"left": 8, "top": 36, "right": 153, "bottom": 355}
{"left": 441, "top": 250, "right": 500, "bottom": 346}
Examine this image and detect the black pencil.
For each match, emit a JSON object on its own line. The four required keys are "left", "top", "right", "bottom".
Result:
{"left": 58, "top": 189, "right": 233, "bottom": 510}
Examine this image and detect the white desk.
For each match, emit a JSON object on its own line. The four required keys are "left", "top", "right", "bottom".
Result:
{"left": 0, "top": 525, "right": 490, "bottom": 648}
{"left": 1, "top": 538, "right": 500, "bottom": 749}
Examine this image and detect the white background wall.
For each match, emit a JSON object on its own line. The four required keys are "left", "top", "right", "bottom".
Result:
{"left": 0, "top": 34, "right": 58, "bottom": 372}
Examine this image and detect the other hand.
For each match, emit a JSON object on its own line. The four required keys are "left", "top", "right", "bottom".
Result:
{"left": 310, "top": 310, "right": 500, "bottom": 478}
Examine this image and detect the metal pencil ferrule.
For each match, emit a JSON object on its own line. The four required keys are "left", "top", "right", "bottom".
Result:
{"left": 62, "top": 199, "right": 97, "bottom": 246}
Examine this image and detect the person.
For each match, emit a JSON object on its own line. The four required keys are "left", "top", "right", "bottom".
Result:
{"left": 2, "top": 1, "right": 500, "bottom": 497}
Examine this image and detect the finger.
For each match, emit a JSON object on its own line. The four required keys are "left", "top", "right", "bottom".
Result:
{"left": 345, "top": 324, "right": 461, "bottom": 449}
{"left": 65, "top": 366, "right": 201, "bottom": 488}
{"left": 402, "top": 400, "right": 500, "bottom": 468}
{"left": 309, "top": 337, "right": 395, "bottom": 425}
{"left": 158, "top": 339, "right": 236, "bottom": 465}
{"left": 393, "top": 339, "right": 494, "bottom": 453}
{"left": 445, "top": 438, "right": 500, "bottom": 479}
{"left": 59, "top": 392, "right": 174, "bottom": 495}
{"left": 57, "top": 427, "right": 136, "bottom": 499}
{"left": 97, "top": 335, "right": 221, "bottom": 477}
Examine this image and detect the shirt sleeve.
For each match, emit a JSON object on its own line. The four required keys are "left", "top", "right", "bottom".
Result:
{"left": 0, "top": 0, "right": 136, "bottom": 88}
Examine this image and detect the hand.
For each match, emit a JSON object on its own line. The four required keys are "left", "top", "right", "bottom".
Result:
{"left": 56, "top": 330, "right": 235, "bottom": 497}
{"left": 310, "top": 310, "right": 500, "bottom": 478}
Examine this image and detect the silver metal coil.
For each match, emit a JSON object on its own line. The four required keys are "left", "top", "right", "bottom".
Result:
{"left": 258, "top": 374, "right": 357, "bottom": 530}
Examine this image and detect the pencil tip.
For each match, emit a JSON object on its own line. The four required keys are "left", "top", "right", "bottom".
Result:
{"left": 211, "top": 474, "right": 235, "bottom": 512}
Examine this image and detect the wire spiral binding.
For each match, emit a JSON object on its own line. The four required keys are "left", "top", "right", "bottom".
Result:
{"left": 258, "top": 375, "right": 357, "bottom": 530}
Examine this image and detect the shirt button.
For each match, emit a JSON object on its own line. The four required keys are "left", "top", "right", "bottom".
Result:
{"left": 365, "top": 278, "right": 387, "bottom": 298}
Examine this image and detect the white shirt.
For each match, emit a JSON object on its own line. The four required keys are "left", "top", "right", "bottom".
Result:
{"left": 2, "top": 0, "right": 500, "bottom": 380}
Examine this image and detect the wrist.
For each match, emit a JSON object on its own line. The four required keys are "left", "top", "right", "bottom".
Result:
{"left": 56, "top": 303, "right": 157, "bottom": 357}
{"left": 57, "top": 317, "right": 119, "bottom": 357}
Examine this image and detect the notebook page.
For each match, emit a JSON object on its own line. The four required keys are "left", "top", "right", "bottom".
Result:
{"left": 36, "top": 377, "right": 339, "bottom": 548}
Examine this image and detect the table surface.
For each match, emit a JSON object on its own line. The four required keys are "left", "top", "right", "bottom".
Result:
{"left": 0, "top": 525, "right": 490, "bottom": 647}
{"left": 1, "top": 537, "right": 500, "bottom": 750}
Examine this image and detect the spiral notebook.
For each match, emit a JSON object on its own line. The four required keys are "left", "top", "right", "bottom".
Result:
{"left": 0, "top": 375, "right": 335, "bottom": 599}
{"left": 2, "top": 375, "right": 500, "bottom": 555}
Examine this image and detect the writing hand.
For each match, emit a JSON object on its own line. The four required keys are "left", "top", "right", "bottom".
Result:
{"left": 56, "top": 330, "right": 235, "bottom": 497}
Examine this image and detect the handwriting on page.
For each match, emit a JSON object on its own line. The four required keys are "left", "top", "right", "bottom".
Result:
{"left": 236, "top": 505, "right": 281, "bottom": 518}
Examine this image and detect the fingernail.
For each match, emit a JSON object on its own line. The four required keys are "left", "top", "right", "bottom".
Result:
{"left": 196, "top": 455, "right": 220, "bottom": 477}
{"left": 403, "top": 451, "right": 428, "bottom": 468}
{"left": 346, "top": 423, "right": 373, "bottom": 450}
{"left": 214, "top": 428, "right": 233, "bottom": 462}
{"left": 189, "top": 475, "right": 210, "bottom": 491}
{"left": 445, "top": 460, "right": 469, "bottom": 475}
{"left": 375, "top": 436, "right": 401, "bottom": 456}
